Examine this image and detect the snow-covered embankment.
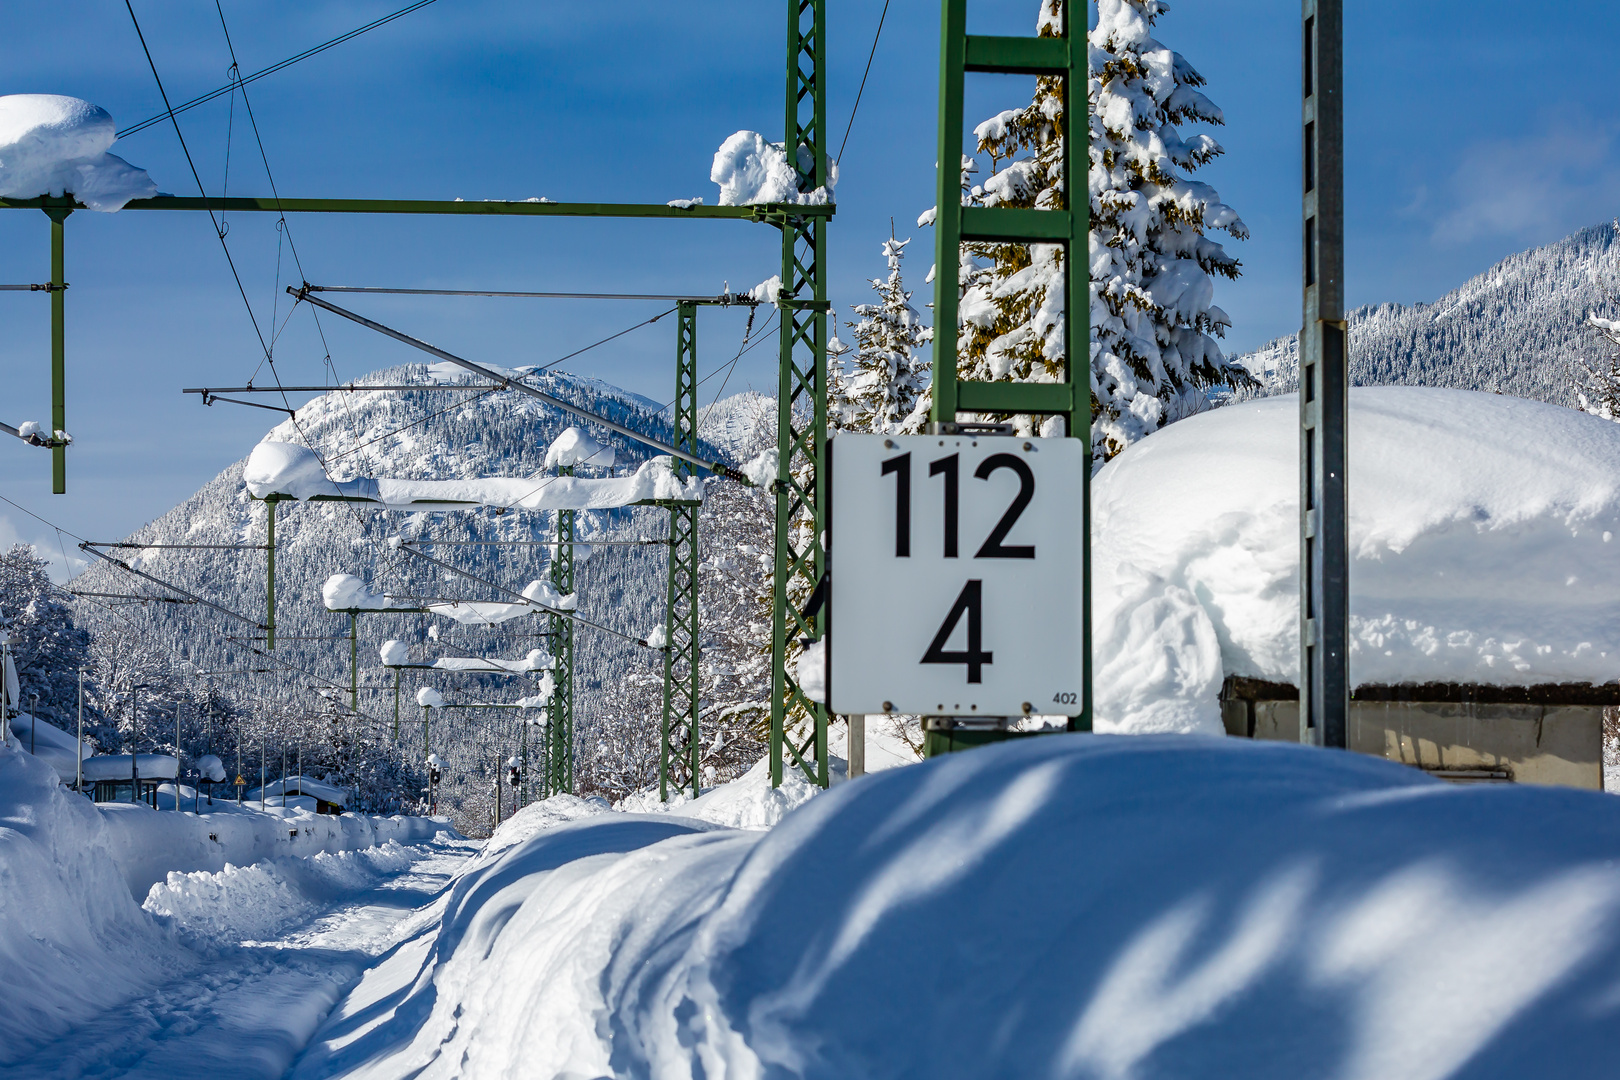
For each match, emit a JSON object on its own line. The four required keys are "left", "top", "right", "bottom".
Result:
{"left": 100, "top": 790, "right": 447, "bottom": 899}
{"left": 297, "top": 736, "right": 1620, "bottom": 1079}
{"left": 0, "top": 745, "right": 454, "bottom": 1066}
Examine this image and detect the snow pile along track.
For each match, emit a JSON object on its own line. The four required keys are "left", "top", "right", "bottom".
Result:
{"left": 296, "top": 736, "right": 1620, "bottom": 1078}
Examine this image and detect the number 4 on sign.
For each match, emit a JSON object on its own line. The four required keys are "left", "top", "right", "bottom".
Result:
{"left": 828, "top": 433, "right": 1086, "bottom": 718}
{"left": 921, "top": 580, "right": 992, "bottom": 682}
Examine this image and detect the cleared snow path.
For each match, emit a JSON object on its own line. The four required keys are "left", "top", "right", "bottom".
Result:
{"left": 1, "top": 835, "right": 478, "bottom": 1080}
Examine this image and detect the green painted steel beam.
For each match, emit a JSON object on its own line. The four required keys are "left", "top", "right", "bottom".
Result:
{"left": 0, "top": 194, "right": 834, "bottom": 221}
{"left": 955, "top": 381, "right": 1075, "bottom": 416}
{"left": 46, "top": 207, "right": 68, "bottom": 493}
{"left": 960, "top": 206, "right": 1071, "bottom": 243}
{"left": 963, "top": 35, "right": 1068, "bottom": 74}
{"left": 661, "top": 304, "right": 703, "bottom": 801}
{"left": 265, "top": 498, "right": 278, "bottom": 650}
{"left": 930, "top": 0, "right": 1092, "bottom": 744}
{"left": 548, "top": 478, "right": 576, "bottom": 796}
{"left": 769, "top": 0, "right": 830, "bottom": 791}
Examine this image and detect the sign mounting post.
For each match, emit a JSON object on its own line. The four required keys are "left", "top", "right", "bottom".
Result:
{"left": 1301, "top": 0, "right": 1348, "bottom": 748}
{"left": 900, "top": 0, "right": 1088, "bottom": 751}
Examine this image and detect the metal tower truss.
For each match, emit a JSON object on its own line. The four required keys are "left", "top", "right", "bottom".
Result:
{"left": 548, "top": 489, "right": 576, "bottom": 796}
{"left": 929, "top": 0, "right": 1091, "bottom": 736}
{"left": 658, "top": 304, "right": 702, "bottom": 800}
{"left": 0, "top": 2, "right": 835, "bottom": 796}
{"left": 769, "top": 0, "right": 831, "bottom": 790}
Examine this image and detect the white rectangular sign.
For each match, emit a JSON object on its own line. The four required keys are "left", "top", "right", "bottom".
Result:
{"left": 829, "top": 433, "right": 1086, "bottom": 717}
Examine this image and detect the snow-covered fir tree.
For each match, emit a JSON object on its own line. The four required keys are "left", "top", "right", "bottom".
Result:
{"left": 836, "top": 236, "right": 933, "bottom": 434}
{"left": 946, "top": 0, "right": 1250, "bottom": 457}
{"left": 1576, "top": 314, "right": 1620, "bottom": 421}
{"left": 0, "top": 545, "right": 94, "bottom": 735}
{"left": 1088, "top": 0, "right": 1255, "bottom": 456}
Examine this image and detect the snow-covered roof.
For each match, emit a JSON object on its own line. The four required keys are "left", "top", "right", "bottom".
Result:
{"left": 8, "top": 712, "right": 94, "bottom": 781}
{"left": 1093, "top": 387, "right": 1620, "bottom": 734}
{"left": 0, "top": 95, "right": 156, "bottom": 211}
{"left": 244, "top": 442, "right": 699, "bottom": 509}
{"left": 248, "top": 775, "right": 350, "bottom": 807}
{"left": 81, "top": 754, "right": 180, "bottom": 781}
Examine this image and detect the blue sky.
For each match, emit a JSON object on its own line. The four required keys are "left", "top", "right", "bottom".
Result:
{"left": 4, "top": 0, "right": 1620, "bottom": 575}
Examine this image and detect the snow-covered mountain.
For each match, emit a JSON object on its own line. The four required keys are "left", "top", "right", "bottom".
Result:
{"left": 70, "top": 364, "right": 764, "bottom": 819}
{"left": 1235, "top": 220, "right": 1620, "bottom": 404}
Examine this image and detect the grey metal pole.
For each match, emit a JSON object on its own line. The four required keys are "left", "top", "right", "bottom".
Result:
{"left": 76, "top": 670, "right": 84, "bottom": 793}
{"left": 30, "top": 693, "right": 37, "bottom": 755}
{"left": 260, "top": 734, "right": 267, "bottom": 808}
{"left": 131, "top": 686, "right": 140, "bottom": 802}
{"left": 175, "top": 702, "right": 182, "bottom": 812}
{"left": 848, "top": 715, "right": 865, "bottom": 779}
{"left": 1301, "top": 0, "right": 1348, "bottom": 748}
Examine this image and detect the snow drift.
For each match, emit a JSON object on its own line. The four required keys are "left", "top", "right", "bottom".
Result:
{"left": 0, "top": 94, "right": 157, "bottom": 211}
{"left": 0, "top": 744, "right": 450, "bottom": 1067}
{"left": 296, "top": 735, "right": 1620, "bottom": 1079}
{"left": 144, "top": 841, "right": 419, "bottom": 948}
{"left": 1093, "top": 387, "right": 1620, "bottom": 734}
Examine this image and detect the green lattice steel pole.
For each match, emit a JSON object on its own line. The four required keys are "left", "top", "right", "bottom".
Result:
{"left": 45, "top": 204, "right": 70, "bottom": 493}
{"left": 548, "top": 490, "right": 575, "bottom": 795}
{"left": 929, "top": 0, "right": 1092, "bottom": 740}
{"left": 537, "top": 717, "right": 550, "bottom": 799}
{"left": 265, "top": 497, "right": 277, "bottom": 649}
{"left": 769, "top": 0, "right": 830, "bottom": 790}
{"left": 349, "top": 612, "right": 359, "bottom": 713}
{"left": 660, "top": 304, "right": 702, "bottom": 801}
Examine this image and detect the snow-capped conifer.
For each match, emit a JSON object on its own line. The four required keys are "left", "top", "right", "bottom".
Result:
{"left": 826, "top": 321, "right": 856, "bottom": 431}
{"left": 947, "top": 0, "right": 1250, "bottom": 457}
{"left": 1087, "top": 0, "right": 1253, "bottom": 457}
{"left": 840, "top": 236, "right": 933, "bottom": 434}
{"left": 1577, "top": 315, "right": 1620, "bottom": 421}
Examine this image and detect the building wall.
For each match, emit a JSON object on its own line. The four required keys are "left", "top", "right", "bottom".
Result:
{"left": 1222, "top": 697, "right": 1603, "bottom": 789}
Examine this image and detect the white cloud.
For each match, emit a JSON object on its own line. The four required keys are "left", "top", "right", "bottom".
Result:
{"left": 1428, "top": 117, "right": 1620, "bottom": 246}
{"left": 0, "top": 514, "right": 86, "bottom": 584}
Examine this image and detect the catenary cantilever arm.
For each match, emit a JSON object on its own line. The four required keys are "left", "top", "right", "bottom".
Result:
{"left": 288, "top": 286, "right": 751, "bottom": 484}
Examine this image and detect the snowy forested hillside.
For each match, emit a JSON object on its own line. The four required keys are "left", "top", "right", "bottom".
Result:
{"left": 69, "top": 365, "right": 778, "bottom": 831}
{"left": 1235, "top": 220, "right": 1620, "bottom": 405}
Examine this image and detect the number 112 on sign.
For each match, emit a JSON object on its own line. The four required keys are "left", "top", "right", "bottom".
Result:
{"left": 828, "top": 433, "right": 1086, "bottom": 718}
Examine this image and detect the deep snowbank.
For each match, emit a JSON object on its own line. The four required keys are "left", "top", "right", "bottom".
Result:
{"left": 1093, "top": 387, "right": 1620, "bottom": 733}
{"left": 143, "top": 841, "right": 421, "bottom": 948}
{"left": 615, "top": 752, "right": 839, "bottom": 828}
{"left": 0, "top": 748, "right": 187, "bottom": 1060}
{"left": 297, "top": 735, "right": 1620, "bottom": 1079}
{"left": 0, "top": 744, "right": 455, "bottom": 1066}
{"left": 99, "top": 788, "right": 448, "bottom": 899}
